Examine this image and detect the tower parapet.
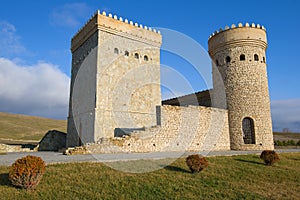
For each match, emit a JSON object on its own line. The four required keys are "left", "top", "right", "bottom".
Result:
{"left": 71, "top": 10, "right": 162, "bottom": 52}
{"left": 208, "top": 22, "right": 267, "bottom": 56}
{"left": 208, "top": 22, "right": 274, "bottom": 150}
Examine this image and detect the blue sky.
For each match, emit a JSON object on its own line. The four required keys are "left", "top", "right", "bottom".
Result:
{"left": 0, "top": 0, "right": 299, "bottom": 132}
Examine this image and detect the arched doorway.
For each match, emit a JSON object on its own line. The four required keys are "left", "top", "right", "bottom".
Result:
{"left": 242, "top": 117, "right": 255, "bottom": 144}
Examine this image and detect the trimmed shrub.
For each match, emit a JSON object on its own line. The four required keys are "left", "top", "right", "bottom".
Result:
{"left": 9, "top": 155, "right": 46, "bottom": 190}
{"left": 186, "top": 154, "right": 208, "bottom": 173}
{"left": 260, "top": 150, "right": 280, "bottom": 166}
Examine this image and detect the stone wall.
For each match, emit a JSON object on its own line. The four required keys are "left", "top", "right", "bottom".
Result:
{"left": 67, "top": 31, "right": 98, "bottom": 147}
{"left": 94, "top": 29, "right": 161, "bottom": 141}
{"left": 67, "top": 11, "right": 162, "bottom": 147}
{"left": 38, "top": 130, "right": 67, "bottom": 151}
{"left": 0, "top": 143, "right": 32, "bottom": 153}
{"left": 208, "top": 23, "right": 274, "bottom": 150}
{"left": 67, "top": 11, "right": 274, "bottom": 152}
{"left": 87, "top": 105, "right": 230, "bottom": 153}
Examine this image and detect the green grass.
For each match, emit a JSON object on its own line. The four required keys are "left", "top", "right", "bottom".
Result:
{"left": 0, "top": 153, "right": 299, "bottom": 199}
{"left": 0, "top": 112, "right": 66, "bottom": 141}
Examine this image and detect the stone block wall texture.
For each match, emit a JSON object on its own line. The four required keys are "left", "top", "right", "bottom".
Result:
{"left": 67, "top": 11, "right": 162, "bottom": 147}
{"left": 67, "top": 10, "right": 274, "bottom": 152}
{"left": 87, "top": 105, "right": 230, "bottom": 153}
{"left": 208, "top": 24, "right": 274, "bottom": 150}
{"left": 0, "top": 143, "right": 32, "bottom": 153}
{"left": 38, "top": 130, "right": 66, "bottom": 151}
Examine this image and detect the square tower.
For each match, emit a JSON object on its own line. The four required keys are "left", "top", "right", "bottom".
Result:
{"left": 67, "top": 11, "right": 162, "bottom": 147}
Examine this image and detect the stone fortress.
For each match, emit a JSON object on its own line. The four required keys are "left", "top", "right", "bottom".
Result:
{"left": 66, "top": 10, "right": 274, "bottom": 153}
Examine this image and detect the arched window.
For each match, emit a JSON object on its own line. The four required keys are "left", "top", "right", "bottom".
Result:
{"left": 144, "top": 55, "right": 149, "bottom": 61}
{"left": 124, "top": 51, "right": 129, "bottom": 56}
{"left": 254, "top": 54, "right": 259, "bottom": 61}
{"left": 215, "top": 59, "right": 219, "bottom": 66}
{"left": 226, "top": 56, "right": 231, "bottom": 63}
{"left": 263, "top": 57, "right": 266, "bottom": 63}
{"left": 114, "top": 48, "right": 119, "bottom": 54}
{"left": 242, "top": 117, "right": 255, "bottom": 144}
{"left": 134, "top": 53, "right": 139, "bottom": 59}
{"left": 240, "top": 54, "right": 245, "bottom": 61}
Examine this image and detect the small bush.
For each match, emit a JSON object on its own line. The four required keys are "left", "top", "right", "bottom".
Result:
{"left": 9, "top": 155, "right": 46, "bottom": 190}
{"left": 297, "top": 140, "right": 300, "bottom": 146}
{"left": 287, "top": 140, "right": 296, "bottom": 146}
{"left": 282, "top": 141, "right": 287, "bottom": 146}
{"left": 275, "top": 140, "right": 298, "bottom": 146}
{"left": 186, "top": 154, "right": 208, "bottom": 173}
{"left": 260, "top": 150, "right": 280, "bottom": 166}
{"left": 274, "top": 140, "right": 282, "bottom": 146}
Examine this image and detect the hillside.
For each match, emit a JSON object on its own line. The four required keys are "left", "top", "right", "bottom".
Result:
{"left": 0, "top": 112, "right": 67, "bottom": 142}
{"left": 273, "top": 132, "right": 300, "bottom": 141}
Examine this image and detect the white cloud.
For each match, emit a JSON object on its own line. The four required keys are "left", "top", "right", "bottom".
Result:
{"left": 0, "top": 57, "right": 70, "bottom": 119}
{"left": 50, "top": 3, "right": 91, "bottom": 28}
{"left": 271, "top": 99, "right": 300, "bottom": 132}
{"left": 0, "top": 21, "right": 27, "bottom": 56}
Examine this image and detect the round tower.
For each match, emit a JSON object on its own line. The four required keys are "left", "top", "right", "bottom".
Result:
{"left": 208, "top": 23, "right": 274, "bottom": 150}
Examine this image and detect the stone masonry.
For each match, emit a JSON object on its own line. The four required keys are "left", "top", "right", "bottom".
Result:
{"left": 38, "top": 130, "right": 66, "bottom": 151}
{"left": 67, "top": 11, "right": 161, "bottom": 147}
{"left": 67, "top": 10, "right": 274, "bottom": 152}
{"left": 87, "top": 105, "right": 230, "bottom": 153}
{"left": 208, "top": 23, "right": 274, "bottom": 150}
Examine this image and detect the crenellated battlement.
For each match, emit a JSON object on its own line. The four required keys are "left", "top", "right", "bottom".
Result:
{"left": 71, "top": 10, "right": 162, "bottom": 52}
{"left": 208, "top": 22, "right": 267, "bottom": 56}
{"left": 208, "top": 22, "right": 266, "bottom": 39}
{"left": 208, "top": 21, "right": 273, "bottom": 151}
{"left": 67, "top": 10, "right": 274, "bottom": 152}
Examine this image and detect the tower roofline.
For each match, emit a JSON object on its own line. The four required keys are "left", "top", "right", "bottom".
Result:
{"left": 208, "top": 22, "right": 266, "bottom": 40}
{"left": 71, "top": 10, "right": 162, "bottom": 52}
{"left": 208, "top": 22, "right": 267, "bottom": 56}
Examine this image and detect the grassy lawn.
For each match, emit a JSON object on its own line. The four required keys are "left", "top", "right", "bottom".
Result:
{"left": 0, "top": 153, "right": 299, "bottom": 199}
{"left": 0, "top": 112, "right": 66, "bottom": 141}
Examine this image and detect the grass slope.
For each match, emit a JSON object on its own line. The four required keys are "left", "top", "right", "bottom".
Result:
{"left": 0, "top": 153, "right": 299, "bottom": 199}
{"left": 0, "top": 112, "right": 66, "bottom": 141}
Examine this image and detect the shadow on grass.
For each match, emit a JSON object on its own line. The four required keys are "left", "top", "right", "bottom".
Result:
{"left": 234, "top": 158, "right": 264, "bottom": 165}
{"left": 0, "top": 173, "right": 12, "bottom": 186}
{"left": 163, "top": 165, "right": 191, "bottom": 173}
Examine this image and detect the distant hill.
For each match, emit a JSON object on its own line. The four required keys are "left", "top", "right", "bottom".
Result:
{"left": 0, "top": 112, "right": 67, "bottom": 142}
{"left": 273, "top": 132, "right": 300, "bottom": 141}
